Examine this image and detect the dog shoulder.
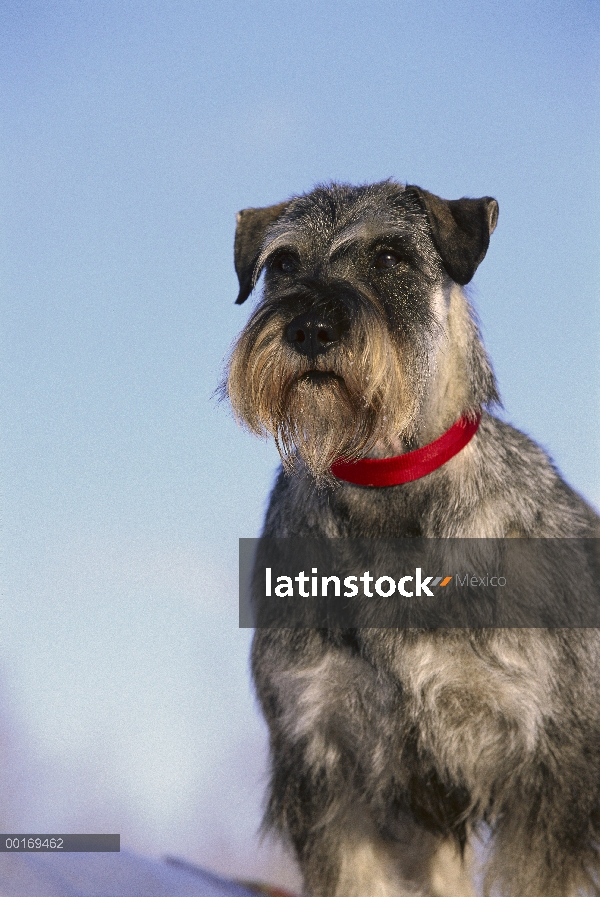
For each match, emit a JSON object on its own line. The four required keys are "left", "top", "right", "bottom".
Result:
{"left": 477, "top": 414, "right": 600, "bottom": 535}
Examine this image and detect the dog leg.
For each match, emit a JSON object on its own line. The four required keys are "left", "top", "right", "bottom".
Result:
{"left": 298, "top": 811, "right": 474, "bottom": 897}
{"left": 428, "top": 840, "right": 476, "bottom": 897}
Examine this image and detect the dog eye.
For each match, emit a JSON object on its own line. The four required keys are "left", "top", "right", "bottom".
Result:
{"left": 274, "top": 254, "right": 298, "bottom": 274}
{"left": 375, "top": 251, "right": 401, "bottom": 270}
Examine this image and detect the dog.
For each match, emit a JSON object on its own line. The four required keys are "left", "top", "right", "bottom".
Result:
{"left": 223, "top": 181, "right": 600, "bottom": 897}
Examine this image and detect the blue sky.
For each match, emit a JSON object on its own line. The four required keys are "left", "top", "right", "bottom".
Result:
{"left": 1, "top": 0, "right": 598, "bottom": 886}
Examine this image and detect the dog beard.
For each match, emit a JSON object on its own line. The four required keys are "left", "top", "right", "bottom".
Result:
{"left": 276, "top": 374, "right": 377, "bottom": 479}
{"left": 224, "top": 302, "right": 426, "bottom": 481}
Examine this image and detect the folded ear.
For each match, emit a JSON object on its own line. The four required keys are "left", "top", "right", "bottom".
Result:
{"left": 406, "top": 186, "right": 498, "bottom": 285}
{"left": 234, "top": 201, "right": 290, "bottom": 304}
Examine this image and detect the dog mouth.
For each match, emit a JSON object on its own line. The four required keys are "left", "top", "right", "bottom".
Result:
{"left": 297, "top": 371, "right": 344, "bottom": 386}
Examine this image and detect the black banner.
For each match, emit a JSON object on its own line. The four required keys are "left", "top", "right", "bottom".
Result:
{"left": 239, "top": 538, "right": 600, "bottom": 628}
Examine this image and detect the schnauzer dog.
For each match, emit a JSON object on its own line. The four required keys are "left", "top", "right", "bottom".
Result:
{"left": 223, "top": 182, "right": 600, "bottom": 897}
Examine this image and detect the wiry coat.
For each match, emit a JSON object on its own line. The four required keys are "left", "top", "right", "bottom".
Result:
{"left": 225, "top": 181, "right": 600, "bottom": 897}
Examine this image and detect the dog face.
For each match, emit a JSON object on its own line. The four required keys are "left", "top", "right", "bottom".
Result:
{"left": 225, "top": 181, "right": 498, "bottom": 479}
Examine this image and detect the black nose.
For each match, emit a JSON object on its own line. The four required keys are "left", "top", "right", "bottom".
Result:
{"left": 285, "top": 312, "right": 343, "bottom": 358}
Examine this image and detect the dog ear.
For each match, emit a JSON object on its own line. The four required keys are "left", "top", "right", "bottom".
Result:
{"left": 406, "top": 186, "right": 499, "bottom": 285}
{"left": 234, "top": 201, "right": 290, "bottom": 304}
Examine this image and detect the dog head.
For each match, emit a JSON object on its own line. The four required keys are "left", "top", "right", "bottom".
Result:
{"left": 224, "top": 181, "right": 498, "bottom": 480}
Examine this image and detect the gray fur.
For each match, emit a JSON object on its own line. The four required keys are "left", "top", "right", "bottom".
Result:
{"left": 224, "top": 181, "right": 600, "bottom": 897}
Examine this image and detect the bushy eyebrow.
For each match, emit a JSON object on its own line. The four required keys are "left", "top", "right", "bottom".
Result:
{"left": 253, "top": 230, "right": 301, "bottom": 286}
{"left": 328, "top": 224, "right": 414, "bottom": 262}
{"left": 253, "top": 220, "right": 418, "bottom": 286}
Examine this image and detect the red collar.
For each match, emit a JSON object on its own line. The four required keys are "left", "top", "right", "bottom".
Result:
{"left": 330, "top": 414, "right": 481, "bottom": 487}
